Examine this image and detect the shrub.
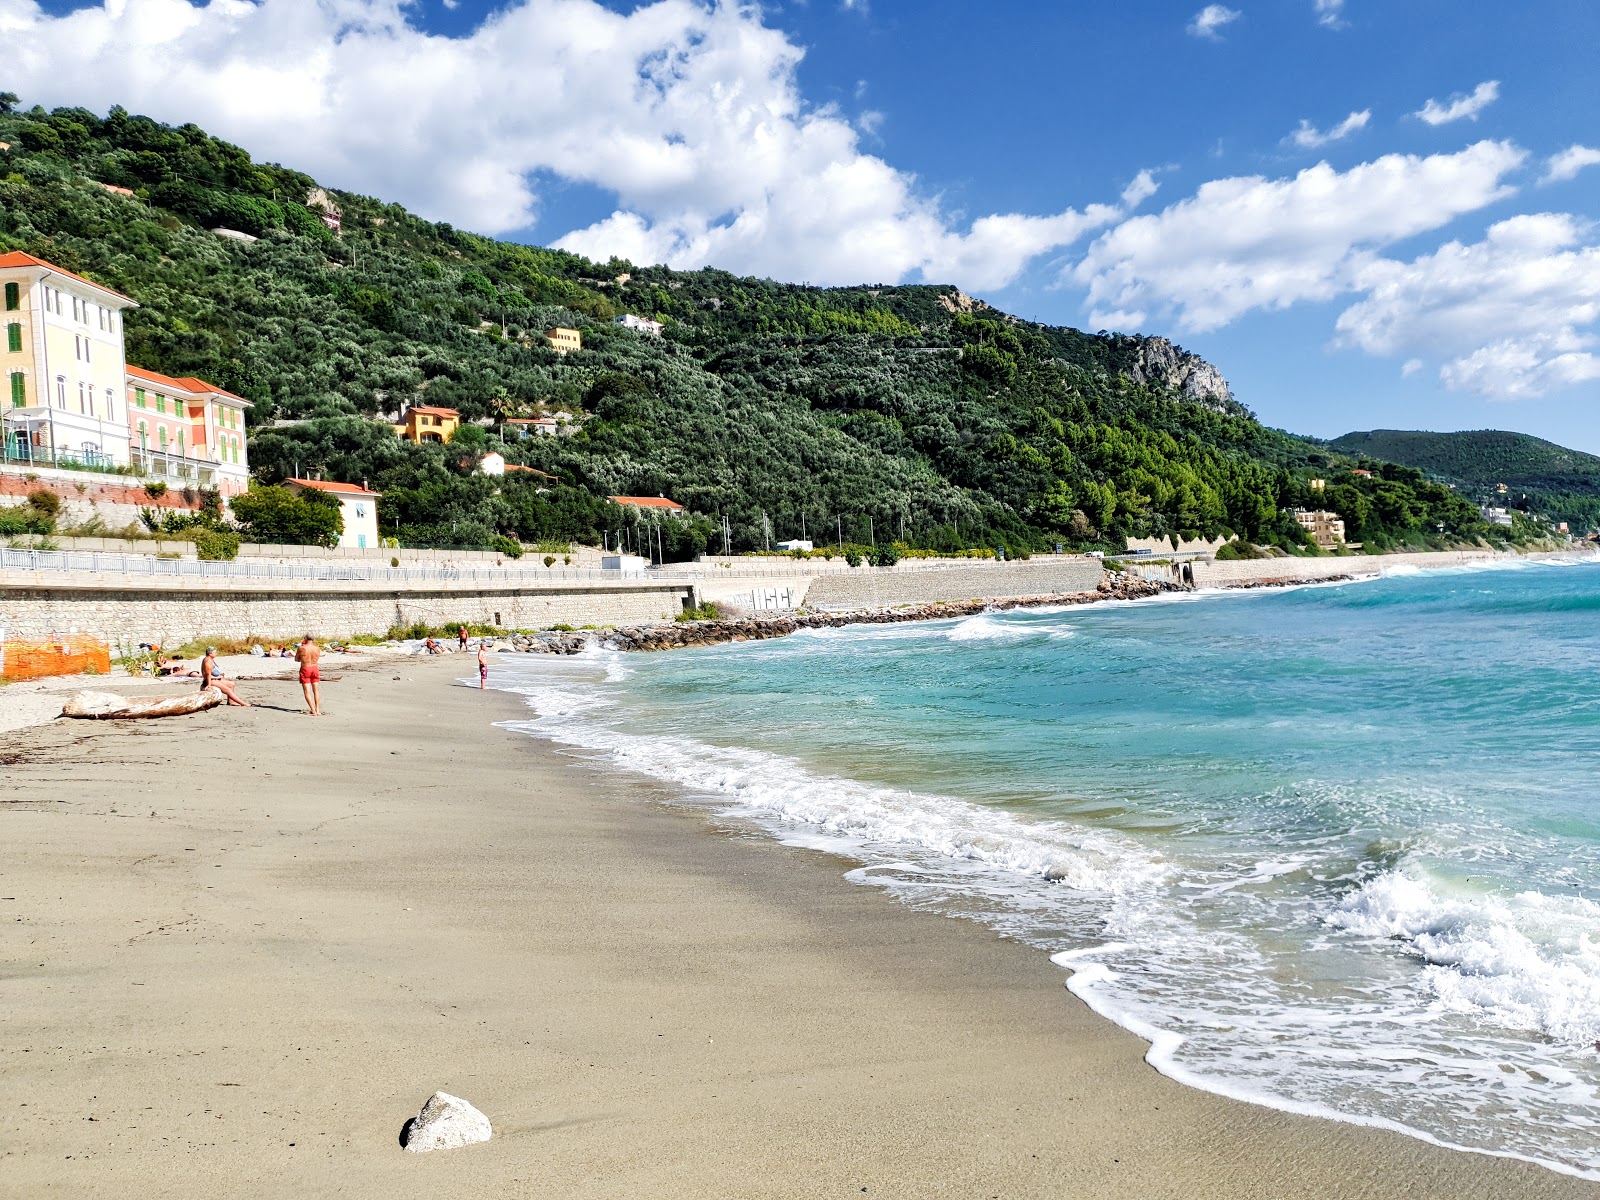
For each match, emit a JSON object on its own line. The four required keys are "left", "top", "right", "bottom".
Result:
{"left": 844, "top": 548, "right": 863, "bottom": 567}
{"left": 543, "top": 555, "right": 557, "bottom": 568}
{"left": 144, "top": 481, "right": 167, "bottom": 498}
{"left": 1215, "top": 539, "right": 1268, "bottom": 561}
{"left": 230, "top": 485, "right": 343, "bottom": 548}
{"left": 191, "top": 528, "right": 240, "bottom": 561}
{"left": 492, "top": 535, "right": 523, "bottom": 559}
{"left": 25, "top": 488, "right": 61, "bottom": 518}
{"left": 869, "top": 543, "right": 900, "bottom": 567}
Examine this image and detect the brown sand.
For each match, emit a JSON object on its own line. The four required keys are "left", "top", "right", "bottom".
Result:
{"left": 2, "top": 656, "right": 1594, "bottom": 1198}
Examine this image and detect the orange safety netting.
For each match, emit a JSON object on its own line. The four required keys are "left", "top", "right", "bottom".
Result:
{"left": 0, "top": 637, "right": 112, "bottom": 681}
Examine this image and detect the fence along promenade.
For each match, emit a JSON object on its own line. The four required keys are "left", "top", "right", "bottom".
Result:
{"left": 1, "top": 546, "right": 1105, "bottom": 587}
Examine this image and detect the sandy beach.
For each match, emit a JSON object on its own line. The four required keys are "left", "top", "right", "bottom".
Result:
{"left": 3, "top": 654, "right": 1595, "bottom": 1198}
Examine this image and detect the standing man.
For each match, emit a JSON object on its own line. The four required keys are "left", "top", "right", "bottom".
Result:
{"left": 295, "top": 635, "right": 322, "bottom": 717}
{"left": 477, "top": 641, "right": 489, "bottom": 690}
{"left": 458, "top": 624, "right": 469, "bottom": 651}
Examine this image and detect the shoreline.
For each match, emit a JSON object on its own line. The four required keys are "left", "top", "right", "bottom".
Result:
{"left": 3, "top": 655, "right": 1597, "bottom": 1196}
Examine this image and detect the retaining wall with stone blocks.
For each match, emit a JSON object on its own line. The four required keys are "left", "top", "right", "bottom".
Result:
{"left": 1188, "top": 548, "right": 1562, "bottom": 588}
{"left": 804, "top": 559, "right": 1104, "bottom": 610}
{"left": 0, "top": 584, "right": 694, "bottom": 644}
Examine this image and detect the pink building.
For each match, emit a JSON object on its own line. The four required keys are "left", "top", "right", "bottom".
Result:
{"left": 126, "top": 365, "right": 252, "bottom": 496}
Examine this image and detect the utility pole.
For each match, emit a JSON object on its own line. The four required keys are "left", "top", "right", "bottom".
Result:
{"left": 837, "top": 514, "right": 843, "bottom": 549}
{"left": 800, "top": 511, "right": 806, "bottom": 542}
{"left": 868, "top": 516, "right": 874, "bottom": 547}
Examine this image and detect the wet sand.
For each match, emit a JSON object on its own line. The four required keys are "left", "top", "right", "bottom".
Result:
{"left": 2, "top": 655, "right": 1594, "bottom": 1198}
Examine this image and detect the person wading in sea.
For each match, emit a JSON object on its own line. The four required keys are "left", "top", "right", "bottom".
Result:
{"left": 295, "top": 635, "right": 323, "bottom": 717}
{"left": 200, "top": 647, "right": 250, "bottom": 708}
{"left": 477, "top": 641, "right": 489, "bottom": 690}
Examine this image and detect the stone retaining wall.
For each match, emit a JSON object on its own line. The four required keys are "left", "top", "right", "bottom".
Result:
{"left": 1187, "top": 548, "right": 1559, "bottom": 587}
{"left": 0, "top": 584, "right": 693, "bottom": 644}
{"left": 804, "top": 560, "right": 1104, "bottom": 610}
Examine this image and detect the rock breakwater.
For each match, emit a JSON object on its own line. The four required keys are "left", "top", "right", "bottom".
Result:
{"left": 496, "top": 573, "right": 1179, "bottom": 656}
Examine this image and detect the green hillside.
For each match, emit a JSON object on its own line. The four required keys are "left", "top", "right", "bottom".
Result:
{"left": 1329, "top": 430, "right": 1600, "bottom": 530}
{"left": 0, "top": 99, "right": 1547, "bottom": 556}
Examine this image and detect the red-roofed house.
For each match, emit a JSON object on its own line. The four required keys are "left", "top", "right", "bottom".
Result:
{"left": 1, "top": 251, "right": 138, "bottom": 471}
{"left": 286, "top": 478, "right": 381, "bottom": 549}
{"left": 126, "top": 365, "right": 253, "bottom": 495}
{"left": 610, "top": 495, "right": 687, "bottom": 516}
{"left": 395, "top": 405, "right": 460, "bottom": 444}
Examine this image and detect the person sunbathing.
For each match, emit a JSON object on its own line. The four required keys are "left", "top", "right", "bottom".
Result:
{"left": 200, "top": 648, "right": 250, "bottom": 708}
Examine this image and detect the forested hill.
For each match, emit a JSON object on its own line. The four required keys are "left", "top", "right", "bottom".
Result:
{"left": 0, "top": 99, "right": 1543, "bottom": 555}
{"left": 1329, "top": 430, "right": 1600, "bottom": 528}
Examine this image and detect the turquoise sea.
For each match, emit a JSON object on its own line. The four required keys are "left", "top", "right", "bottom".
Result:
{"left": 497, "top": 555, "right": 1600, "bottom": 1178}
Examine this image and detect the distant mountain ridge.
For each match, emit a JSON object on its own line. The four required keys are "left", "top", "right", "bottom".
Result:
{"left": 1328, "top": 429, "right": 1600, "bottom": 483}
{"left": 1329, "top": 429, "right": 1600, "bottom": 529}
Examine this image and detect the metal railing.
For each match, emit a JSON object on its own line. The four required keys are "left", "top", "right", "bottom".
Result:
{"left": 0, "top": 546, "right": 1109, "bottom": 587}
{"left": 0, "top": 546, "right": 666, "bottom": 586}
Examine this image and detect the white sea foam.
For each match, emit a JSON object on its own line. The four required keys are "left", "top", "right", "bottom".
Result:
{"left": 502, "top": 672, "right": 1165, "bottom": 895}
{"left": 1329, "top": 869, "right": 1600, "bottom": 1045}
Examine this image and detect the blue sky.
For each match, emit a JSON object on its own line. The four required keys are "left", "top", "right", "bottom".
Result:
{"left": 8, "top": 0, "right": 1600, "bottom": 448}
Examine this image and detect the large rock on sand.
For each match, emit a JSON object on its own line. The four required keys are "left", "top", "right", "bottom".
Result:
{"left": 400, "top": 1091, "right": 492, "bottom": 1153}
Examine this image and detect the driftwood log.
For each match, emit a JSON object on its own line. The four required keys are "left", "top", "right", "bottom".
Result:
{"left": 62, "top": 687, "right": 226, "bottom": 720}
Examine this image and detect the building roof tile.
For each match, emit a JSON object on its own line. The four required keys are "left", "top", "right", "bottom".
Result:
{"left": 0, "top": 251, "right": 137, "bottom": 305}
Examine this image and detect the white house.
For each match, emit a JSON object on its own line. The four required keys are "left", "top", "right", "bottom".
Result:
{"left": 477, "top": 451, "right": 506, "bottom": 476}
{"left": 287, "top": 478, "right": 382, "bottom": 549}
{"left": 1, "top": 251, "right": 138, "bottom": 471}
{"left": 615, "top": 313, "right": 664, "bottom": 336}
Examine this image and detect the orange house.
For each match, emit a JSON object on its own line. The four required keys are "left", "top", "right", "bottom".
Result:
{"left": 395, "top": 405, "right": 460, "bottom": 444}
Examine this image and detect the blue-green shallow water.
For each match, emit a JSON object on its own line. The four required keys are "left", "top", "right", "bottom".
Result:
{"left": 497, "top": 556, "right": 1600, "bottom": 1177}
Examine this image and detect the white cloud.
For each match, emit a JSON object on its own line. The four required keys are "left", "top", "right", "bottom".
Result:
{"left": 1314, "top": 0, "right": 1346, "bottom": 29}
{"left": 1073, "top": 141, "right": 1526, "bottom": 332}
{"left": 1543, "top": 145, "right": 1600, "bottom": 185}
{"left": 0, "top": 0, "right": 1131, "bottom": 288}
{"left": 1401, "top": 358, "right": 1423, "bottom": 377}
{"left": 1415, "top": 80, "right": 1500, "bottom": 126}
{"left": 1335, "top": 213, "right": 1600, "bottom": 397}
{"left": 1288, "top": 109, "right": 1370, "bottom": 149}
{"left": 1187, "top": 5, "right": 1241, "bottom": 40}
{"left": 1120, "top": 170, "right": 1160, "bottom": 208}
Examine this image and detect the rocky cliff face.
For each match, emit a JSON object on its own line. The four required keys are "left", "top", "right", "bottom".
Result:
{"left": 1125, "top": 337, "right": 1235, "bottom": 411}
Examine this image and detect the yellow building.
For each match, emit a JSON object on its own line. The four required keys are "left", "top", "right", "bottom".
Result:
{"left": 546, "top": 327, "right": 582, "bottom": 355}
{"left": 1293, "top": 508, "right": 1346, "bottom": 548}
{"left": 2, "top": 251, "right": 138, "bottom": 470}
{"left": 394, "top": 405, "right": 460, "bottom": 444}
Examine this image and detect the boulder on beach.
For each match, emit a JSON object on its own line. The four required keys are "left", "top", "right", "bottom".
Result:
{"left": 400, "top": 1091, "right": 492, "bottom": 1153}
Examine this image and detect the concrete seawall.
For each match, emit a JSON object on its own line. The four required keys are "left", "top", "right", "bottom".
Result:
{"left": 0, "top": 576, "right": 696, "bottom": 644}
{"left": 1119, "top": 547, "right": 1595, "bottom": 589}
{"left": 802, "top": 559, "right": 1105, "bottom": 610}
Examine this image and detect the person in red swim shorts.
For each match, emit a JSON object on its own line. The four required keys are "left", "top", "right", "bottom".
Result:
{"left": 295, "top": 634, "right": 323, "bottom": 717}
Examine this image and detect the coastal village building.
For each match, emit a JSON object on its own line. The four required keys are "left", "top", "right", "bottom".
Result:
{"left": 126, "top": 365, "right": 252, "bottom": 496}
{"left": 1293, "top": 508, "right": 1346, "bottom": 548}
{"left": 1, "top": 252, "right": 253, "bottom": 493}
{"left": 1, "top": 251, "right": 137, "bottom": 471}
{"left": 614, "top": 314, "right": 663, "bottom": 336}
{"left": 545, "top": 327, "right": 582, "bottom": 355}
{"left": 395, "top": 405, "right": 460, "bottom": 444}
{"left": 1482, "top": 506, "right": 1514, "bottom": 527}
{"left": 610, "top": 495, "right": 687, "bottom": 517}
{"left": 286, "top": 478, "right": 381, "bottom": 549}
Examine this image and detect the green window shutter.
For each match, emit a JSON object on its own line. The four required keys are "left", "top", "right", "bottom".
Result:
{"left": 156, "top": 394, "right": 166, "bottom": 414}
{"left": 135, "top": 388, "right": 146, "bottom": 408}
{"left": 6, "top": 322, "right": 20, "bottom": 352}
{"left": 4, "top": 283, "right": 18, "bottom": 311}
{"left": 10, "top": 371, "right": 24, "bottom": 407}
